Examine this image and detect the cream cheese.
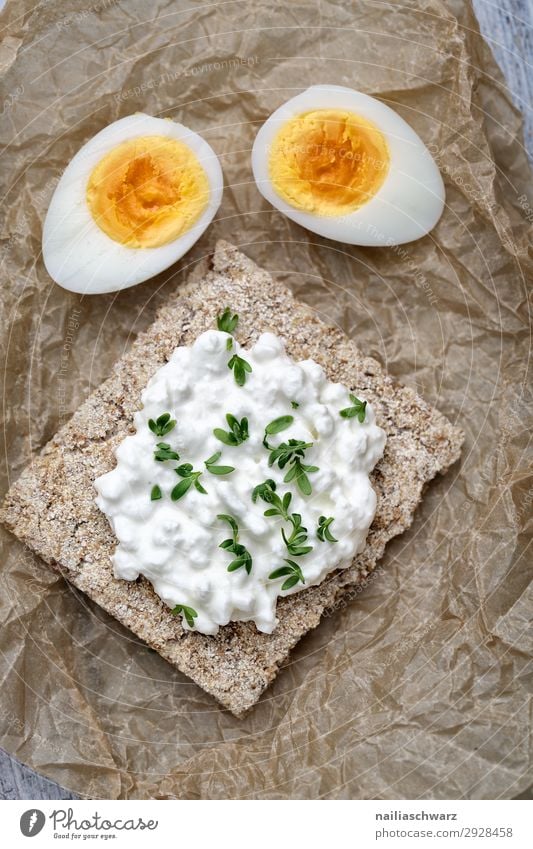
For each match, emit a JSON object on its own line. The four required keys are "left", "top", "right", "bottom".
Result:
{"left": 94, "top": 330, "right": 386, "bottom": 635}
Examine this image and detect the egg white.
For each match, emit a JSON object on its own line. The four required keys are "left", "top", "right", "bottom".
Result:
{"left": 43, "top": 114, "right": 223, "bottom": 294}
{"left": 251, "top": 85, "right": 445, "bottom": 246}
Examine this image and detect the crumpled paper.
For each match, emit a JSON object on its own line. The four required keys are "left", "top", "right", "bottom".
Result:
{"left": 0, "top": 0, "right": 531, "bottom": 800}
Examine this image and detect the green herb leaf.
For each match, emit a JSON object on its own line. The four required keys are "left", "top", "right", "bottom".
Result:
{"left": 226, "top": 337, "right": 233, "bottom": 351}
{"left": 263, "top": 415, "right": 294, "bottom": 448}
{"left": 252, "top": 479, "right": 292, "bottom": 521}
{"left": 217, "top": 513, "right": 253, "bottom": 575}
{"left": 171, "top": 465, "right": 206, "bottom": 499}
{"left": 268, "top": 559, "right": 305, "bottom": 591}
{"left": 171, "top": 604, "right": 198, "bottom": 628}
{"left": 268, "top": 439, "right": 313, "bottom": 469}
{"left": 148, "top": 412, "right": 176, "bottom": 437}
{"left": 339, "top": 394, "right": 367, "bottom": 423}
{"left": 265, "top": 415, "right": 294, "bottom": 435}
{"left": 317, "top": 515, "right": 338, "bottom": 543}
{"left": 228, "top": 413, "right": 249, "bottom": 441}
{"left": 228, "top": 353, "right": 252, "bottom": 387}
{"left": 205, "top": 451, "right": 235, "bottom": 476}
{"left": 267, "top": 439, "right": 318, "bottom": 496}
{"left": 213, "top": 428, "right": 236, "bottom": 446}
{"left": 150, "top": 484, "right": 162, "bottom": 501}
{"left": 214, "top": 414, "right": 249, "bottom": 446}
{"left": 268, "top": 565, "right": 293, "bottom": 579}
{"left": 281, "top": 574, "right": 300, "bottom": 590}
{"left": 296, "top": 471, "right": 312, "bottom": 496}
{"left": 251, "top": 479, "right": 277, "bottom": 504}
{"left": 170, "top": 477, "right": 194, "bottom": 501}
{"left": 227, "top": 551, "right": 252, "bottom": 574}
{"left": 283, "top": 464, "right": 297, "bottom": 483}
{"left": 217, "top": 513, "right": 239, "bottom": 535}
{"left": 154, "top": 442, "right": 180, "bottom": 462}
{"left": 217, "top": 307, "right": 239, "bottom": 335}
{"left": 291, "top": 400, "right": 300, "bottom": 409}
{"left": 281, "top": 512, "right": 313, "bottom": 556}
{"left": 287, "top": 461, "right": 316, "bottom": 496}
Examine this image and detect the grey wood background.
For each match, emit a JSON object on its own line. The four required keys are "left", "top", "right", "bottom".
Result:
{"left": 1, "top": 0, "right": 531, "bottom": 801}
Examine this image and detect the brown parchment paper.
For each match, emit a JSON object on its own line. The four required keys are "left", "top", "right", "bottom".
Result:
{"left": 0, "top": 0, "right": 531, "bottom": 800}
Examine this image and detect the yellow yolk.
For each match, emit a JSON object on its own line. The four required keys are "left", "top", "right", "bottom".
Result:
{"left": 86, "top": 135, "right": 210, "bottom": 248}
{"left": 268, "top": 109, "right": 390, "bottom": 216}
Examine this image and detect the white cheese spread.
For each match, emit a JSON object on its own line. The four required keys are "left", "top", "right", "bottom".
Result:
{"left": 94, "top": 329, "right": 386, "bottom": 635}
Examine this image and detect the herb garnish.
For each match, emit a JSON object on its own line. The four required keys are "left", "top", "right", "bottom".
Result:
{"left": 216, "top": 308, "right": 252, "bottom": 385}
{"left": 291, "top": 401, "right": 300, "bottom": 409}
{"left": 317, "top": 515, "right": 338, "bottom": 542}
{"left": 153, "top": 442, "right": 180, "bottom": 462}
{"left": 267, "top": 439, "right": 318, "bottom": 496}
{"left": 281, "top": 513, "right": 313, "bottom": 556}
{"left": 150, "top": 484, "right": 162, "bottom": 501}
{"left": 252, "top": 480, "right": 312, "bottom": 557}
{"left": 268, "top": 559, "right": 305, "bottom": 591}
{"left": 148, "top": 412, "right": 176, "bottom": 437}
{"left": 171, "top": 604, "right": 198, "bottom": 628}
{"left": 262, "top": 415, "right": 294, "bottom": 448}
{"left": 251, "top": 478, "right": 282, "bottom": 507}
{"left": 214, "top": 413, "right": 249, "bottom": 446}
{"left": 252, "top": 478, "right": 290, "bottom": 516}
{"left": 228, "top": 353, "right": 252, "bottom": 386}
{"left": 339, "top": 394, "right": 367, "bottom": 423}
{"left": 217, "top": 513, "right": 253, "bottom": 574}
{"left": 171, "top": 464, "right": 207, "bottom": 500}
{"left": 204, "top": 451, "right": 235, "bottom": 476}
{"left": 217, "top": 307, "right": 239, "bottom": 334}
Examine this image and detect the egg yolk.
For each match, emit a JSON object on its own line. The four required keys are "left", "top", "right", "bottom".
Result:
{"left": 86, "top": 135, "right": 210, "bottom": 248}
{"left": 268, "top": 109, "right": 390, "bottom": 216}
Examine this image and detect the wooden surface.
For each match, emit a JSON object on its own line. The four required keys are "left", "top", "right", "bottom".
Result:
{"left": 474, "top": 0, "right": 532, "bottom": 158}
{"left": 1, "top": 0, "right": 531, "bottom": 801}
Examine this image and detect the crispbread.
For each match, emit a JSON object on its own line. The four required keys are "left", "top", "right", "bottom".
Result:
{"left": 1, "top": 241, "right": 463, "bottom": 716}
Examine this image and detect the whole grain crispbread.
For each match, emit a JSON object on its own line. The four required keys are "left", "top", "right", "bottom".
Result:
{"left": 1, "top": 241, "right": 463, "bottom": 716}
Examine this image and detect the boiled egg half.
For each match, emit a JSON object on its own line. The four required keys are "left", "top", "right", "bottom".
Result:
{"left": 43, "top": 114, "right": 223, "bottom": 294}
{"left": 251, "top": 85, "right": 445, "bottom": 246}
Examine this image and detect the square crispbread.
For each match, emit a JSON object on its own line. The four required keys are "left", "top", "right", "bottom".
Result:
{"left": 1, "top": 241, "right": 463, "bottom": 716}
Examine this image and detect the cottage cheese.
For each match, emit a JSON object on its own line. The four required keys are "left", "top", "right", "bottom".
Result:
{"left": 94, "top": 330, "right": 386, "bottom": 634}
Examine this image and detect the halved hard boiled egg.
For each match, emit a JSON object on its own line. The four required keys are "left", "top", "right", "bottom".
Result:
{"left": 43, "top": 114, "right": 223, "bottom": 294}
{"left": 252, "top": 85, "right": 445, "bottom": 246}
